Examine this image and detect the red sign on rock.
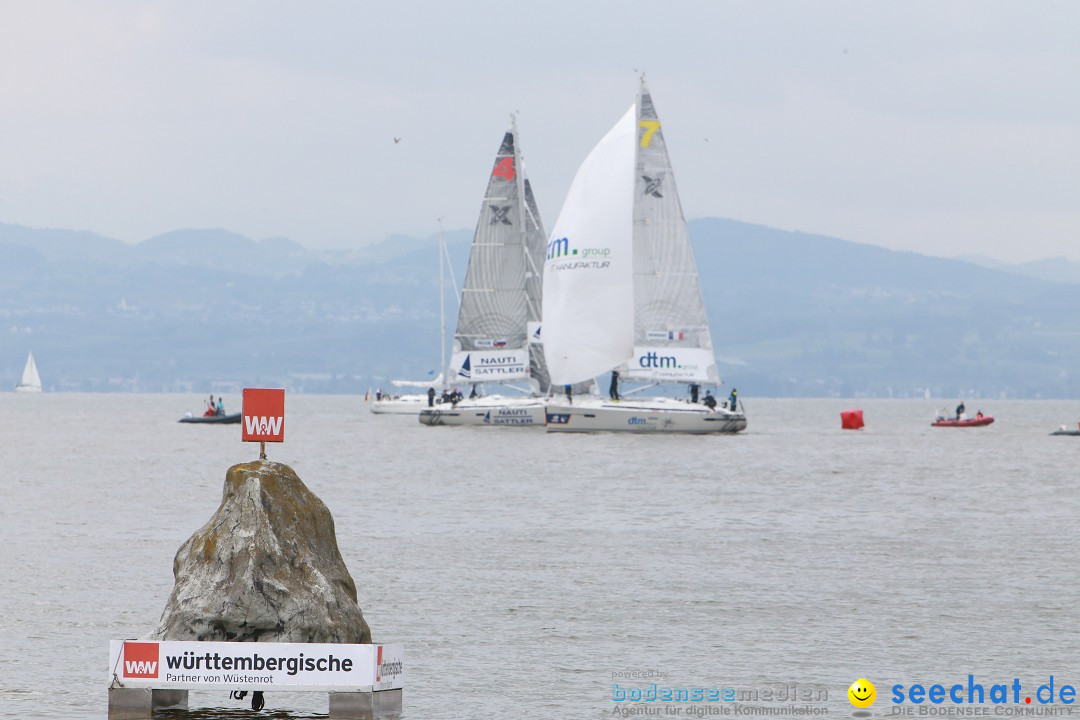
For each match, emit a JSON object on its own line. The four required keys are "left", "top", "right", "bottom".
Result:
{"left": 242, "top": 388, "right": 285, "bottom": 442}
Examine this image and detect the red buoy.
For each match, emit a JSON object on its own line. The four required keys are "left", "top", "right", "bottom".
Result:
{"left": 841, "top": 409, "right": 864, "bottom": 430}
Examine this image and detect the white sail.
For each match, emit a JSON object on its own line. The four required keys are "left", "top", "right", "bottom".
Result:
{"left": 620, "top": 80, "right": 718, "bottom": 383}
{"left": 542, "top": 105, "right": 637, "bottom": 386}
{"left": 448, "top": 117, "right": 550, "bottom": 390}
{"left": 15, "top": 351, "right": 43, "bottom": 392}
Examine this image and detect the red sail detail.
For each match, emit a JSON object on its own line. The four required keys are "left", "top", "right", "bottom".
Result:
{"left": 491, "top": 157, "right": 516, "bottom": 181}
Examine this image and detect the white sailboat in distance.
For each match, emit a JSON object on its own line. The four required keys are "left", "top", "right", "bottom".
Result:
{"left": 370, "top": 223, "right": 459, "bottom": 415}
{"left": 542, "top": 79, "right": 746, "bottom": 434}
{"left": 15, "top": 351, "right": 43, "bottom": 393}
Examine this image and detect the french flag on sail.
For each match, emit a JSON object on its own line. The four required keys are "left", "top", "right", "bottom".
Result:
{"left": 667, "top": 331, "right": 684, "bottom": 340}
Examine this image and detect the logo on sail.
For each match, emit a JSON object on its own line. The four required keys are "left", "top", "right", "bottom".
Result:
{"left": 545, "top": 236, "right": 612, "bottom": 270}
{"left": 490, "top": 205, "right": 512, "bottom": 225}
{"left": 642, "top": 173, "right": 665, "bottom": 198}
{"left": 626, "top": 347, "right": 713, "bottom": 382}
{"left": 547, "top": 236, "right": 574, "bottom": 260}
{"left": 452, "top": 350, "right": 529, "bottom": 380}
{"left": 639, "top": 351, "right": 679, "bottom": 369}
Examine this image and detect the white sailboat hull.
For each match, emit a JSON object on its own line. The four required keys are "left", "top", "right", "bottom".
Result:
{"left": 418, "top": 395, "right": 546, "bottom": 427}
{"left": 544, "top": 397, "right": 746, "bottom": 434}
{"left": 14, "top": 384, "right": 42, "bottom": 394}
{"left": 369, "top": 394, "right": 428, "bottom": 415}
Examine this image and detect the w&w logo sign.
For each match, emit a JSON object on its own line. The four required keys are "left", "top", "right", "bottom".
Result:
{"left": 244, "top": 415, "right": 283, "bottom": 436}
{"left": 122, "top": 642, "right": 159, "bottom": 678}
{"left": 242, "top": 388, "right": 285, "bottom": 442}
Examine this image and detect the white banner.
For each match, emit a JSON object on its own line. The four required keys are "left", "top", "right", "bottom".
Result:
{"left": 109, "top": 640, "right": 403, "bottom": 692}
{"left": 373, "top": 643, "right": 404, "bottom": 691}
{"left": 621, "top": 347, "right": 716, "bottom": 382}
{"left": 450, "top": 349, "right": 529, "bottom": 381}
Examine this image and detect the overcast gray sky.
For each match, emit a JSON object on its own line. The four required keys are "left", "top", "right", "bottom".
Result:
{"left": 1, "top": 2, "right": 1077, "bottom": 262}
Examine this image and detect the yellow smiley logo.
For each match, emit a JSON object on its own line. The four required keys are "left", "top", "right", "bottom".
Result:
{"left": 848, "top": 678, "right": 876, "bottom": 708}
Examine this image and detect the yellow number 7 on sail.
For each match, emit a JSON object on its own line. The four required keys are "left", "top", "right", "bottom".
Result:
{"left": 639, "top": 120, "right": 661, "bottom": 148}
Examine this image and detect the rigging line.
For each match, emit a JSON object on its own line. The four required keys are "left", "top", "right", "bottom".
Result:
{"left": 442, "top": 235, "right": 461, "bottom": 304}
{"left": 514, "top": 119, "right": 543, "bottom": 324}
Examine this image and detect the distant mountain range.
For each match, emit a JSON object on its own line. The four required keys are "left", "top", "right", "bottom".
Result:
{"left": 3, "top": 218, "right": 1080, "bottom": 398}
{"left": 956, "top": 254, "right": 1080, "bottom": 285}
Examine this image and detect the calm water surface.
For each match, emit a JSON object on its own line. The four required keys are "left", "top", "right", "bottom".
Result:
{"left": 2, "top": 395, "right": 1079, "bottom": 719}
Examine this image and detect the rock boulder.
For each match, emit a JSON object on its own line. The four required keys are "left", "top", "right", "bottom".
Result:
{"left": 151, "top": 460, "right": 371, "bottom": 643}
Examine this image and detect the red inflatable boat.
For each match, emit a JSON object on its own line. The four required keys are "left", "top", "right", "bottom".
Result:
{"left": 932, "top": 415, "right": 994, "bottom": 427}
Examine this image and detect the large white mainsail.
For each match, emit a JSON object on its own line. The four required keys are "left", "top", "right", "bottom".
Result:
{"left": 542, "top": 105, "right": 637, "bottom": 386}
{"left": 447, "top": 117, "right": 550, "bottom": 392}
{"left": 620, "top": 81, "right": 718, "bottom": 383}
{"left": 15, "top": 351, "right": 43, "bottom": 393}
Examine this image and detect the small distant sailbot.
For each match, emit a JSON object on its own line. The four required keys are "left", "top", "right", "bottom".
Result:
{"left": 371, "top": 224, "right": 459, "bottom": 416}
{"left": 15, "top": 351, "right": 43, "bottom": 393}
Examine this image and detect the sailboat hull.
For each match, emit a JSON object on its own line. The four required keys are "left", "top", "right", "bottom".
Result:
{"left": 370, "top": 394, "right": 428, "bottom": 415}
{"left": 14, "top": 384, "right": 42, "bottom": 394}
{"left": 544, "top": 397, "right": 746, "bottom": 434}
{"left": 418, "top": 396, "right": 546, "bottom": 427}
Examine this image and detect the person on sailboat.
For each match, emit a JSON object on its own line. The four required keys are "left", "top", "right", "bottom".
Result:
{"left": 469, "top": 384, "right": 479, "bottom": 399}
{"left": 703, "top": 391, "right": 717, "bottom": 410}
{"left": 427, "top": 387, "right": 436, "bottom": 407}
{"left": 609, "top": 371, "right": 620, "bottom": 401}
{"left": 690, "top": 384, "right": 700, "bottom": 404}
{"left": 728, "top": 388, "right": 738, "bottom": 412}
{"left": 564, "top": 384, "right": 573, "bottom": 405}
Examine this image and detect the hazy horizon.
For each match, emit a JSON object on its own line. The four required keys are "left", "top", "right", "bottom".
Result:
{"left": 2, "top": 2, "right": 1078, "bottom": 263}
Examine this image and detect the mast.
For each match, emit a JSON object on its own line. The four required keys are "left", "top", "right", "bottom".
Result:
{"left": 438, "top": 218, "right": 447, "bottom": 386}
{"left": 514, "top": 114, "right": 550, "bottom": 394}
{"left": 514, "top": 114, "right": 531, "bottom": 317}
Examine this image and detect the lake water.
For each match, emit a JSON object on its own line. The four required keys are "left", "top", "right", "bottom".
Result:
{"left": 2, "top": 394, "right": 1079, "bottom": 719}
